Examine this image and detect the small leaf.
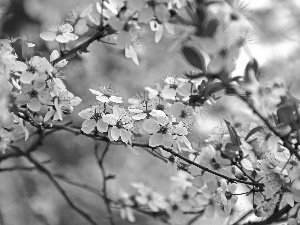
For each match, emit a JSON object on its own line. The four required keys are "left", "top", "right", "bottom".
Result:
{"left": 206, "top": 19, "right": 219, "bottom": 37}
{"left": 224, "top": 119, "right": 241, "bottom": 145}
{"left": 276, "top": 123, "right": 292, "bottom": 136}
{"left": 245, "top": 58, "right": 259, "bottom": 82}
{"left": 182, "top": 46, "right": 206, "bottom": 71}
{"left": 277, "top": 105, "right": 296, "bottom": 126}
{"left": 245, "top": 126, "right": 264, "bottom": 141}
{"left": 196, "top": 7, "right": 205, "bottom": 25}
{"left": 204, "top": 82, "right": 224, "bottom": 98}
{"left": 223, "top": 143, "right": 239, "bottom": 159}
{"left": 13, "top": 39, "right": 29, "bottom": 61}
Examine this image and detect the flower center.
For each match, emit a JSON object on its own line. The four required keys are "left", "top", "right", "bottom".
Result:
{"left": 91, "top": 112, "right": 102, "bottom": 122}
{"left": 211, "top": 158, "right": 221, "bottom": 170}
{"left": 116, "top": 120, "right": 123, "bottom": 129}
{"left": 156, "top": 104, "right": 164, "bottom": 111}
{"left": 169, "top": 84, "right": 178, "bottom": 89}
{"left": 29, "top": 90, "right": 38, "bottom": 98}
{"left": 225, "top": 191, "right": 232, "bottom": 200}
{"left": 147, "top": 0, "right": 156, "bottom": 7}
{"left": 27, "top": 65, "right": 36, "bottom": 73}
{"left": 159, "top": 126, "right": 169, "bottom": 134}
{"left": 180, "top": 110, "right": 187, "bottom": 119}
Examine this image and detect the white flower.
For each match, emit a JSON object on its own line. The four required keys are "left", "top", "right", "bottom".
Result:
{"left": 18, "top": 56, "right": 53, "bottom": 84}
{"left": 161, "top": 77, "right": 190, "bottom": 99}
{"left": 90, "top": 86, "right": 122, "bottom": 103}
{"left": 102, "top": 105, "right": 133, "bottom": 143}
{"left": 119, "top": 190, "right": 136, "bottom": 223}
{"left": 40, "top": 23, "right": 78, "bottom": 43}
{"left": 150, "top": 20, "right": 164, "bottom": 43}
{"left": 78, "top": 105, "right": 109, "bottom": 134}
{"left": 168, "top": 102, "right": 195, "bottom": 129}
{"left": 131, "top": 182, "right": 168, "bottom": 212}
{"left": 129, "top": 99, "right": 165, "bottom": 120}
{"left": 171, "top": 171, "right": 193, "bottom": 190}
{"left": 16, "top": 79, "right": 50, "bottom": 112}
{"left": 44, "top": 90, "right": 81, "bottom": 121}
{"left": 143, "top": 116, "right": 174, "bottom": 148}
{"left": 125, "top": 44, "right": 139, "bottom": 65}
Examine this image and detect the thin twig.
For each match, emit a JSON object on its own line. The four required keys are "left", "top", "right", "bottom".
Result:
{"left": 52, "top": 27, "right": 114, "bottom": 65}
{"left": 246, "top": 204, "right": 291, "bottom": 225}
{"left": 95, "top": 141, "right": 115, "bottom": 225}
{"left": 232, "top": 210, "right": 253, "bottom": 225}
{"left": 186, "top": 211, "right": 204, "bottom": 225}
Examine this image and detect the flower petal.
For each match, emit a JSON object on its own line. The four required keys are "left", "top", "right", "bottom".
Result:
{"left": 161, "top": 88, "right": 176, "bottom": 99}
{"left": 28, "top": 98, "right": 41, "bottom": 112}
{"left": 96, "top": 120, "right": 108, "bottom": 133}
{"left": 120, "top": 129, "right": 131, "bottom": 144}
{"left": 40, "top": 32, "right": 56, "bottom": 41}
{"left": 56, "top": 35, "right": 69, "bottom": 43}
{"left": 78, "top": 108, "right": 93, "bottom": 120}
{"left": 149, "top": 133, "right": 163, "bottom": 147}
{"left": 143, "top": 119, "right": 160, "bottom": 134}
{"left": 82, "top": 119, "right": 96, "bottom": 134}
{"left": 110, "top": 126, "right": 121, "bottom": 141}
{"left": 102, "top": 114, "right": 118, "bottom": 125}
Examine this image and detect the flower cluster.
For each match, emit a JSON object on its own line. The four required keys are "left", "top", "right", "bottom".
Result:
{"left": 0, "top": 37, "right": 81, "bottom": 142}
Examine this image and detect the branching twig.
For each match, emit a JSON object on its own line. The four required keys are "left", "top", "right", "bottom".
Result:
{"left": 11, "top": 146, "right": 98, "bottom": 225}
{"left": 95, "top": 141, "right": 115, "bottom": 225}
{"left": 232, "top": 210, "right": 253, "bottom": 225}
{"left": 246, "top": 204, "right": 291, "bottom": 225}
{"left": 52, "top": 26, "right": 113, "bottom": 65}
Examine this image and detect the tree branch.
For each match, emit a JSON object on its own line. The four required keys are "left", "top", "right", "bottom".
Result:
{"left": 245, "top": 204, "right": 291, "bottom": 225}
{"left": 94, "top": 141, "right": 115, "bottom": 225}
{"left": 52, "top": 26, "right": 113, "bottom": 65}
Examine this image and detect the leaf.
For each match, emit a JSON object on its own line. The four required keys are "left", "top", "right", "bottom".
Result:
{"left": 181, "top": 46, "right": 206, "bottom": 71}
{"left": 245, "top": 58, "right": 259, "bottom": 82}
{"left": 245, "top": 126, "right": 264, "bottom": 141}
{"left": 277, "top": 105, "right": 296, "bottom": 126}
{"left": 224, "top": 119, "right": 241, "bottom": 145}
{"left": 196, "top": 7, "right": 205, "bottom": 25}
{"left": 206, "top": 19, "right": 219, "bottom": 37}
{"left": 223, "top": 143, "right": 239, "bottom": 159}
{"left": 13, "top": 39, "right": 29, "bottom": 61}
{"left": 204, "top": 82, "right": 224, "bottom": 98}
{"left": 276, "top": 123, "right": 292, "bottom": 136}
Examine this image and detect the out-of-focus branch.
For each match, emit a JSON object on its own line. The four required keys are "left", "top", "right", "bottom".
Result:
{"left": 11, "top": 146, "right": 98, "bottom": 225}
{"left": 186, "top": 211, "right": 204, "bottom": 225}
{"left": 245, "top": 204, "right": 291, "bottom": 225}
{"left": 232, "top": 210, "right": 253, "bottom": 225}
{"left": 94, "top": 141, "right": 115, "bottom": 225}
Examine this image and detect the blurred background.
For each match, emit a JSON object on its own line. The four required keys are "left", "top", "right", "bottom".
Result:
{"left": 1, "top": 0, "right": 300, "bottom": 224}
